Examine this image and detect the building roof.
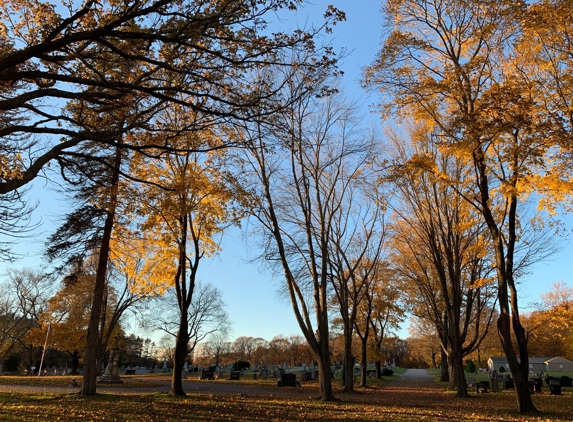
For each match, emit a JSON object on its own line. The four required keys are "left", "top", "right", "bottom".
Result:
{"left": 488, "top": 356, "right": 573, "bottom": 369}
{"left": 529, "top": 358, "right": 550, "bottom": 364}
{"left": 545, "top": 357, "right": 573, "bottom": 364}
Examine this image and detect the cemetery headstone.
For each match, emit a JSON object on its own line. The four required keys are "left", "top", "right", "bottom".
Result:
{"left": 503, "top": 378, "right": 514, "bottom": 389}
{"left": 490, "top": 377, "right": 499, "bottom": 393}
{"left": 549, "top": 380, "right": 562, "bottom": 395}
{"left": 475, "top": 380, "right": 489, "bottom": 393}
{"left": 98, "top": 347, "right": 123, "bottom": 384}
{"left": 201, "top": 368, "right": 214, "bottom": 380}
{"left": 278, "top": 372, "right": 299, "bottom": 387}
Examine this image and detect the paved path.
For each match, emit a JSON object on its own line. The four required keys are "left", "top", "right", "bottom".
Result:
{"left": 0, "top": 369, "right": 446, "bottom": 404}
{"left": 390, "top": 368, "right": 439, "bottom": 387}
{"left": 372, "top": 369, "right": 449, "bottom": 409}
{"left": 0, "top": 378, "right": 276, "bottom": 397}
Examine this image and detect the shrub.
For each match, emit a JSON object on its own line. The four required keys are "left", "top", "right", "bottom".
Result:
{"left": 498, "top": 366, "right": 506, "bottom": 373}
{"left": 3, "top": 353, "right": 22, "bottom": 372}
{"left": 232, "top": 361, "right": 250, "bottom": 371}
{"left": 560, "top": 376, "right": 573, "bottom": 387}
{"left": 465, "top": 360, "right": 476, "bottom": 373}
{"left": 382, "top": 368, "right": 394, "bottom": 376}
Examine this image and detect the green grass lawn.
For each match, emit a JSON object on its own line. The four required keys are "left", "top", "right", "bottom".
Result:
{"left": 0, "top": 375, "right": 162, "bottom": 389}
{"left": 428, "top": 368, "right": 573, "bottom": 384}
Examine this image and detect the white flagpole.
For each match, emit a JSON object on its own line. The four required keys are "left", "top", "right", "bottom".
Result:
{"left": 38, "top": 323, "right": 51, "bottom": 377}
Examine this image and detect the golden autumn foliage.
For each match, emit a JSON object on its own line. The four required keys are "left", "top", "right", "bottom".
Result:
{"left": 524, "top": 282, "right": 573, "bottom": 360}
{"left": 365, "top": 0, "right": 573, "bottom": 412}
{"left": 387, "top": 123, "right": 496, "bottom": 394}
{"left": 515, "top": 0, "right": 573, "bottom": 214}
{"left": 122, "top": 122, "right": 246, "bottom": 293}
{"left": 0, "top": 0, "right": 343, "bottom": 195}
{"left": 26, "top": 267, "right": 122, "bottom": 372}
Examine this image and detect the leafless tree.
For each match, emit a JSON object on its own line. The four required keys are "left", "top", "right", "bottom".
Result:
{"left": 0, "top": 268, "right": 54, "bottom": 371}
{"left": 242, "top": 72, "right": 381, "bottom": 399}
{"left": 202, "top": 331, "right": 232, "bottom": 368}
{"left": 154, "top": 281, "right": 231, "bottom": 372}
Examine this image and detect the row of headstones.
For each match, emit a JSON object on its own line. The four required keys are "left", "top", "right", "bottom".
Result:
{"left": 25, "top": 367, "right": 71, "bottom": 376}
{"left": 470, "top": 376, "right": 564, "bottom": 395}
{"left": 194, "top": 362, "right": 324, "bottom": 370}
{"left": 194, "top": 366, "right": 320, "bottom": 382}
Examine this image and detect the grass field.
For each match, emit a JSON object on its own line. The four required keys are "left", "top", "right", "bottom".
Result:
{"left": 0, "top": 370, "right": 572, "bottom": 421}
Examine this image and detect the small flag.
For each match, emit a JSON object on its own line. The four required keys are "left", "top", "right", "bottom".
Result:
{"left": 48, "top": 323, "right": 54, "bottom": 336}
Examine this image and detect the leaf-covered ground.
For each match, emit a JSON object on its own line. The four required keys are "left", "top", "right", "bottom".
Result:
{"left": 0, "top": 371, "right": 571, "bottom": 421}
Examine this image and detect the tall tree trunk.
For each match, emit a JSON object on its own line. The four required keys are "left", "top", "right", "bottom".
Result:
{"left": 448, "top": 327, "right": 469, "bottom": 396}
{"left": 498, "top": 309, "right": 536, "bottom": 412}
{"left": 439, "top": 319, "right": 449, "bottom": 382}
{"left": 342, "top": 327, "right": 354, "bottom": 393}
{"left": 375, "top": 360, "right": 382, "bottom": 379}
{"left": 252, "top": 133, "right": 335, "bottom": 401}
{"left": 170, "top": 212, "right": 195, "bottom": 395}
{"left": 359, "top": 335, "right": 368, "bottom": 387}
{"left": 80, "top": 145, "right": 121, "bottom": 396}
{"left": 71, "top": 351, "right": 79, "bottom": 374}
{"left": 475, "top": 145, "right": 537, "bottom": 414}
{"left": 80, "top": 209, "right": 114, "bottom": 395}
{"left": 454, "top": 358, "right": 468, "bottom": 397}
{"left": 447, "top": 357, "right": 455, "bottom": 390}
{"left": 440, "top": 348, "right": 449, "bottom": 382}
{"left": 317, "top": 349, "right": 335, "bottom": 401}
{"left": 449, "top": 344, "right": 468, "bottom": 397}
{"left": 171, "top": 314, "right": 190, "bottom": 395}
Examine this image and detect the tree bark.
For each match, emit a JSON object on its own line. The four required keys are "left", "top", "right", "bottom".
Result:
{"left": 448, "top": 358, "right": 455, "bottom": 390}
{"left": 449, "top": 344, "right": 468, "bottom": 397}
{"left": 342, "top": 328, "right": 354, "bottom": 393}
{"left": 440, "top": 348, "right": 449, "bottom": 382}
{"left": 317, "top": 350, "right": 335, "bottom": 401}
{"left": 71, "top": 351, "right": 79, "bottom": 374}
{"left": 170, "top": 211, "right": 195, "bottom": 395}
{"left": 171, "top": 315, "right": 190, "bottom": 395}
{"left": 359, "top": 336, "right": 368, "bottom": 387}
{"left": 446, "top": 318, "right": 469, "bottom": 397}
{"left": 498, "top": 310, "right": 536, "bottom": 412}
{"left": 476, "top": 146, "right": 537, "bottom": 413}
{"left": 80, "top": 145, "right": 121, "bottom": 396}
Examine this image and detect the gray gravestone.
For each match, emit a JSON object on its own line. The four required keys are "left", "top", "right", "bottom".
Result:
{"left": 98, "top": 347, "right": 123, "bottom": 384}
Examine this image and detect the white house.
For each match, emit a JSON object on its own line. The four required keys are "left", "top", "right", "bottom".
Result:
{"left": 545, "top": 357, "right": 573, "bottom": 372}
{"left": 488, "top": 356, "right": 573, "bottom": 373}
{"left": 528, "top": 358, "right": 547, "bottom": 372}
{"left": 487, "top": 356, "right": 509, "bottom": 372}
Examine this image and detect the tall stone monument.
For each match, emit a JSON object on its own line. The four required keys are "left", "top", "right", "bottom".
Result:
{"left": 98, "top": 346, "right": 123, "bottom": 384}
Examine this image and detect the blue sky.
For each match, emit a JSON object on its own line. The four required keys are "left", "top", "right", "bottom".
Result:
{"left": 175, "top": 1, "right": 573, "bottom": 341}
{"left": 183, "top": 0, "right": 573, "bottom": 340}
{"left": 2, "top": 1, "right": 572, "bottom": 344}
